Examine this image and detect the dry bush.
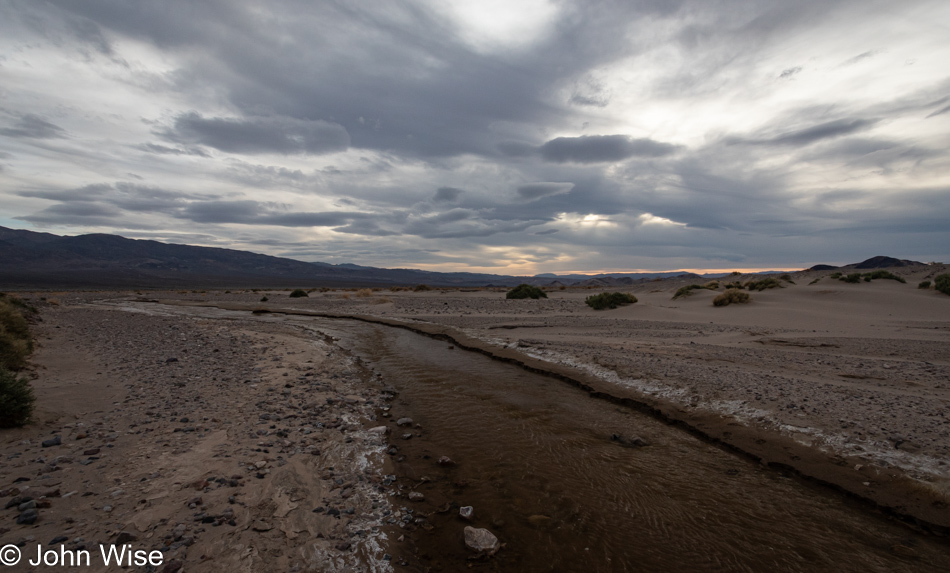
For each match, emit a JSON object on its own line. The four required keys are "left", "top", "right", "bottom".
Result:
{"left": 413, "top": 284, "right": 431, "bottom": 292}
{"left": 373, "top": 297, "right": 393, "bottom": 304}
{"left": 713, "top": 289, "right": 751, "bottom": 307}
{"left": 0, "top": 367, "right": 34, "bottom": 428}
{"left": 355, "top": 288, "right": 373, "bottom": 297}
{"left": 341, "top": 294, "right": 351, "bottom": 299}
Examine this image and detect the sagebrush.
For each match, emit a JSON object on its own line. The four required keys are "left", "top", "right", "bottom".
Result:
{"left": 586, "top": 292, "right": 637, "bottom": 310}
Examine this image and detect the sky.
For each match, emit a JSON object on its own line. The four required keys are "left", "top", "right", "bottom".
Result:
{"left": 1, "top": 0, "right": 949, "bottom": 275}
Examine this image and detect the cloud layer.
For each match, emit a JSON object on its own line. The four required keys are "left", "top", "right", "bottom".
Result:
{"left": 1, "top": 0, "right": 949, "bottom": 272}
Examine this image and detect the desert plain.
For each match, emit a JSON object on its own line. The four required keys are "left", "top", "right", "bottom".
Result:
{"left": 2, "top": 263, "right": 950, "bottom": 572}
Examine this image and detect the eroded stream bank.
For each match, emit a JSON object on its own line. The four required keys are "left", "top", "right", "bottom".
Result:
{"left": 285, "top": 314, "right": 949, "bottom": 572}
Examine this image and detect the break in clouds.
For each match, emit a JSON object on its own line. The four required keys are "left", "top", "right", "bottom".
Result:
{"left": 1, "top": 0, "right": 949, "bottom": 273}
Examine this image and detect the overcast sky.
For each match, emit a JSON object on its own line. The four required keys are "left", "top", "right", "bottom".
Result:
{"left": 1, "top": 0, "right": 948, "bottom": 274}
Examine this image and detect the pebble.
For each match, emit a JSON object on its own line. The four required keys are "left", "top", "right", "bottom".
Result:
{"left": 459, "top": 506, "right": 474, "bottom": 520}
{"left": 41, "top": 436, "right": 62, "bottom": 448}
{"left": 396, "top": 417, "right": 413, "bottom": 426}
{"left": 408, "top": 492, "right": 424, "bottom": 501}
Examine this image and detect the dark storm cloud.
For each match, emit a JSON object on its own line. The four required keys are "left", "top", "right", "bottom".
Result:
{"left": 19, "top": 201, "right": 120, "bottom": 225}
{"left": 540, "top": 135, "right": 679, "bottom": 163}
{"left": 159, "top": 113, "right": 350, "bottom": 155}
{"left": 0, "top": 114, "right": 67, "bottom": 139}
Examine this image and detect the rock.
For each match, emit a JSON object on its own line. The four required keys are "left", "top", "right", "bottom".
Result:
{"left": 396, "top": 417, "right": 413, "bottom": 427}
{"left": 161, "top": 559, "right": 184, "bottom": 573}
{"left": 367, "top": 426, "right": 389, "bottom": 435}
{"left": 408, "top": 491, "right": 425, "bottom": 502}
{"left": 18, "top": 500, "right": 37, "bottom": 511}
{"left": 165, "top": 357, "right": 179, "bottom": 363}
{"left": 401, "top": 433, "right": 413, "bottom": 440}
{"left": 115, "top": 532, "right": 138, "bottom": 544}
{"left": 459, "top": 506, "right": 474, "bottom": 520}
{"left": 463, "top": 526, "right": 500, "bottom": 556}
{"left": 335, "top": 542, "right": 351, "bottom": 551}
{"left": 438, "top": 456, "right": 455, "bottom": 467}
{"left": 42, "top": 436, "right": 62, "bottom": 448}
{"left": 17, "top": 509, "right": 39, "bottom": 525}
{"left": 251, "top": 520, "right": 273, "bottom": 532}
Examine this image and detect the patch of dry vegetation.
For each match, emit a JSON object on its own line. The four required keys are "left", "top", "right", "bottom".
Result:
{"left": 713, "top": 289, "right": 751, "bottom": 307}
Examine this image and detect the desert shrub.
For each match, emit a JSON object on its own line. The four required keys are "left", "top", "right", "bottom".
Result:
{"left": 672, "top": 284, "right": 711, "bottom": 299}
{"left": 355, "top": 289, "right": 373, "bottom": 297}
{"left": 745, "top": 277, "right": 783, "bottom": 291}
{"left": 704, "top": 281, "right": 720, "bottom": 289}
{"left": 723, "top": 281, "right": 744, "bottom": 289}
{"left": 413, "top": 284, "right": 431, "bottom": 292}
{"left": 935, "top": 274, "right": 950, "bottom": 296}
{"left": 319, "top": 287, "right": 332, "bottom": 292}
{"left": 506, "top": 284, "right": 547, "bottom": 299}
{"left": 713, "top": 289, "right": 751, "bottom": 307}
{"left": 829, "top": 272, "right": 842, "bottom": 279}
{"left": 918, "top": 280, "right": 931, "bottom": 289}
{"left": 808, "top": 278, "right": 820, "bottom": 285}
{"left": 0, "top": 367, "right": 35, "bottom": 428}
{"left": 289, "top": 289, "right": 308, "bottom": 298}
{"left": 0, "top": 297, "right": 34, "bottom": 371}
{"left": 730, "top": 271, "right": 742, "bottom": 276}
{"left": 260, "top": 295, "right": 269, "bottom": 302}
{"left": 864, "top": 270, "right": 906, "bottom": 283}
{"left": 840, "top": 273, "right": 863, "bottom": 284}
{"left": 341, "top": 294, "right": 351, "bottom": 299}
{"left": 586, "top": 292, "right": 637, "bottom": 310}
{"left": 779, "top": 273, "right": 795, "bottom": 284}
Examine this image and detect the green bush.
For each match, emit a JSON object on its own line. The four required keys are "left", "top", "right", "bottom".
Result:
{"left": 289, "top": 289, "right": 308, "bottom": 298}
{"left": 506, "top": 284, "right": 547, "bottom": 299}
{"left": 586, "top": 292, "right": 637, "bottom": 310}
{"left": 0, "top": 367, "right": 34, "bottom": 427}
{"left": 830, "top": 272, "right": 842, "bottom": 279}
{"left": 863, "top": 270, "right": 906, "bottom": 283}
{"left": 713, "top": 289, "right": 751, "bottom": 307}
{"left": 779, "top": 273, "right": 795, "bottom": 284}
{"left": 918, "top": 280, "right": 931, "bottom": 289}
{"left": 0, "top": 297, "right": 34, "bottom": 371}
{"left": 724, "top": 281, "right": 744, "bottom": 289}
{"left": 260, "top": 295, "right": 269, "bottom": 302}
{"left": 840, "top": 273, "right": 863, "bottom": 283}
{"left": 936, "top": 274, "right": 950, "bottom": 296}
{"left": 672, "top": 284, "right": 716, "bottom": 299}
{"left": 745, "top": 277, "right": 783, "bottom": 291}
{"left": 808, "top": 278, "right": 820, "bottom": 285}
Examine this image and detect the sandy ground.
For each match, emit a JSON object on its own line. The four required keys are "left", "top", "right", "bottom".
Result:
{"left": 0, "top": 303, "right": 397, "bottom": 573}
{"left": 2, "top": 263, "right": 949, "bottom": 570}
{"left": 107, "top": 264, "right": 950, "bottom": 524}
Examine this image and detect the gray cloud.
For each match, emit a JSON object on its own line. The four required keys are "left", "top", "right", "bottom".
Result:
{"left": 728, "top": 118, "right": 878, "bottom": 147}
{"left": 433, "top": 187, "right": 463, "bottom": 202}
{"left": 160, "top": 112, "right": 350, "bottom": 155}
{"left": 779, "top": 66, "right": 802, "bottom": 79}
{"left": 540, "top": 135, "right": 679, "bottom": 163}
{"left": 0, "top": 114, "right": 67, "bottom": 139}
{"left": 517, "top": 182, "right": 575, "bottom": 201}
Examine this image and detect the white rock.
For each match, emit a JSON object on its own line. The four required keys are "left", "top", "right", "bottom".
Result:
{"left": 368, "top": 426, "right": 389, "bottom": 434}
{"left": 463, "top": 526, "right": 499, "bottom": 556}
{"left": 459, "top": 506, "right": 474, "bottom": 520}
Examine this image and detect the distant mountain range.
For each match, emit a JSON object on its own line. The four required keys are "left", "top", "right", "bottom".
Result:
{"left": 0, "top": 226, "right": 926, "bottom": 289}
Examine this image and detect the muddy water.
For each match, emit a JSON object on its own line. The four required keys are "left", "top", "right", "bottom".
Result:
{"left": 307, "top": 318, "right": 949, "bottom": 573}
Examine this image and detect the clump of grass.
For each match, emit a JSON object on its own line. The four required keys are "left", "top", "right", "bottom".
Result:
{"left": 830, "top": 272, "right": 842, "bottom": 279}
{"left": 289, "top": 289, "right": 308, "bottom": 298}
{"left": 779, "top": 273, "right": 796, "bottom": 284}
{"left": 260, "top": 295, "right": 269, "bottom": 302}
{"left": 918, "top": 280, "right": 931, "bottom": 289}
{"left": 586, "top": 292, "right": 637, "bottom": 310}
{"left": 506, "top": 284, "right": 547, "bottom": 299}
{"left": 935, "top": 274, "right": 950, "bottom": 296}
{"left": 723, "top": 281, "right": 744, "bottom": 289}
{"left": 745, "top": 277, "right": 783, "bottom": 291}
{"left": 840, "top": 273, "right": 862, "bottom": 283}
{"left": 355, "top": 289, "right": 373, "bottom": 297}
{"left": 0, "top": 367, "right": 35, "bottom": 428}
{"left": 703, "top": 281, "right": 720, "bottom": 289}
{"left": 713, "top": 289, "right": 751, "bottom": 307}
{"left": 413, "top": 284, "right": 431, "bottom": 292}
{"left": 808, "top": 278, "right": 820, "bottom": 285}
